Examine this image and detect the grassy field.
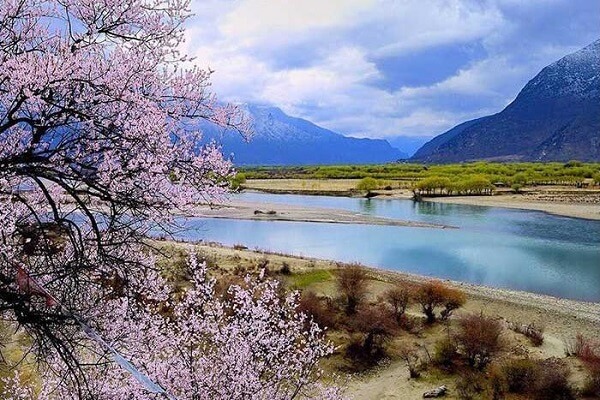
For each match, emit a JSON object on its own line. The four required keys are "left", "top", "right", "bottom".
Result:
{"left": 239, "top": 162, "right": 600, "bottom": 193}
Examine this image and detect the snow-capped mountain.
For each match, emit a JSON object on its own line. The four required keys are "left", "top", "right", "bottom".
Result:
{"left": 412, "top": 39, "right": 600, "bottom": 162}
{"left": 202, "top": 104, "right": 406, "bottom": 165}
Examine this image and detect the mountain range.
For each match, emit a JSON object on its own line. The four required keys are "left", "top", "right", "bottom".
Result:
{"left": 201, "top": 105, "right": 406, "bottom": 165}
{"left": 412, "top": 39, "right": 600, "bottom": 162}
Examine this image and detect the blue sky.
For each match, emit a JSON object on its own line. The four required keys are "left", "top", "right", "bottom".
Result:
{"left": 185, "top": 0, "right": 600, "bottom": 138}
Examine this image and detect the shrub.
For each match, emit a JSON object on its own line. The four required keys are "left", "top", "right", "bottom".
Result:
{"left": 414, "top": 281, "right": 446, "bottom": 323}
{"left": 582, "top": 366, "right": 600, "bottom": 397}
{"left": 414, "top": 281, "right": 466, "bottom": 323}
{"left": 356, "top": 177, "right": 380, "bottom": 191}
{"left": 456, "top": 313, "right": 503, "bottom": 370}
{"left": 382, "top": 286, "right": 411, "bottom": 324}
{"left": 279, "top": 262, "right": 291, "bottom": 275}
{"left": 439, "top": 287, "right": 466, "bottom": 321}
{"left": 346, "top": 304, "right": 397, "bottom": 364}
{"left": 564, "top": 160, "right": 583, "bottom": 168}
{"left": 455, "top": 371, "right": 487, "bottom": 400}
{"left": 566, "top": 334, "right": 600, "bottom": 397}
{"left": 501, "top": 358, "right": 539, "bottom": 393}
{"left": 432, "top": 337, "right": 458, "bottom": 369}
{"left": 488, "top": 366, "right": 508, "bottom": 400}
{"left": 336, "top": 264, "right": 369, "bottom": 315}
{"left": 230, "top": 172, "right": 246, "bottom": 190}
{"left": 533, "top": 358, "right": 574, "bottom": 400}
{"left": 498, "top": 358, "right": 574, "bottom": 400}
{"left": 510, "top": 322, "right": 544, "bottom": 346}
{"left": 297, "top": 291, "right": 337, "bottom": 329}
{"left": 398, "top": 344, "right": 426, "bottom": 379}
{"left": 564, "top": 333, "right": 599, "bottom": 359}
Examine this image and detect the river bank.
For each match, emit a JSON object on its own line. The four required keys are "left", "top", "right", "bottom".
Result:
{"left": 166, "top": 241, "right": 600, "bottom": 399}
{"left": 184, "top": 241, "right": 600, "bottom": 331}
{"left": 189, "top": 199, "right": 455, "bottom": 229}
{"left": 242, "top": 179, "right": 600, "bottom": 220}
{"left": 424, "top": 194, "right": 600, "bottom": 221}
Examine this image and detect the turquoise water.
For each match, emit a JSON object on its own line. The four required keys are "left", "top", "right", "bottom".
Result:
{"left": 175, "top": 193, "right": 600, "bottom": 301}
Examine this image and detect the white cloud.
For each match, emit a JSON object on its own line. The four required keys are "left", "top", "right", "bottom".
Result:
{"left": 182, "top": 0, "right": 599, "bottom": 139}
{"left": 219, "top": 0, "right": 375, "bottom": 45}
{"left": 370, "top": 1, "right": 504, "bottom": 57}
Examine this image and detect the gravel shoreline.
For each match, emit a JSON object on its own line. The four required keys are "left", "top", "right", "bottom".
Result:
{"left": 189, "top": 200, "right": 455, "bottom": 229}
{"left": 184, "top": 242, "right": 600, "bottom": 337}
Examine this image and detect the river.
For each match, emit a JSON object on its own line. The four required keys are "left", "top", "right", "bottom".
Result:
{"left": 173, "top": 192, "right": 600, "bottom": 302}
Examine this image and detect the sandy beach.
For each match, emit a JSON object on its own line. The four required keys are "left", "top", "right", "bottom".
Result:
{"left": 243, "top": 178, "right": 600, "bottom": 221}
{"left": 424, "top": 194, "right": 600, "bottom": 221}
{"left": 190, "top": 199, "right": 455, "bottom": 229}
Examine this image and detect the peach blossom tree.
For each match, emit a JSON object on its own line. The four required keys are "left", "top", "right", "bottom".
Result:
{"left": 0, "top": 0, "right": 341, "bottom": 397}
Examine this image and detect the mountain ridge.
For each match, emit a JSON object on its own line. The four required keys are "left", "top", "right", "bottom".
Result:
{"left": 412, "top": 39, "right": 600, "bottom": 162}
{"left": 202, "top": 105, "right": 406, "bottom": 165}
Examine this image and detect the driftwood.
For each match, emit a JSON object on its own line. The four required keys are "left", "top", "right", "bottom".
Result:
{"left": 423, "top": 385, "right": 447, "bottom": 398}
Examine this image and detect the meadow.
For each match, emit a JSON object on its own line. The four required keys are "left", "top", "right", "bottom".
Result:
{"left": 240, "top": 161, "right": 600, "bottom": 190}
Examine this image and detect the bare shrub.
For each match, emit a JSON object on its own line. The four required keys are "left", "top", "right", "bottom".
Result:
{"left": 455, "top": 371, "right": 486, "bottom": 400}
{"left": 348, "top": 304, "right": 397, "bottom": 362}
{"left": 336, "top": 264, "right": 369, "bottom": 315}
{"left": 500, "top": 358, "right": 539, "bottom": 393}
{"left": 297, "top": 291, "right": 337, "bottom": 329}
{"left": 398, "top": 314, "right": 422, "bottom": 334}
{"left": 382, "top": 285, "right": 411, "bottom": 324}
{"left": 456, "top": 313, "right": 503, "bottom": 370}
{"left": 566, "top": 334, "right": 600, "bottom": 397}
{"left": 533, "top": 358, "right": 574, "bottom": 400}
{"left": 432, "top": 337, "right": 458, "bottom": 370}
{"left": 496, "top": 357, "right": 574, "bottom": 400}
{"left": 414, "top": 281, "right": 465, "bottom": 323}
{"left": 398, "top": 344, "right": 426, "bottom": 379}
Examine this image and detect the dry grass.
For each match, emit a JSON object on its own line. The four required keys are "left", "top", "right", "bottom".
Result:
{"left": 244, "top": 178, "right": 363, "bottom": 192}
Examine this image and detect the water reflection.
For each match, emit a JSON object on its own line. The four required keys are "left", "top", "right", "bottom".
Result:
{"left": 359, "top": 199, "right": 377, "bottom": 213}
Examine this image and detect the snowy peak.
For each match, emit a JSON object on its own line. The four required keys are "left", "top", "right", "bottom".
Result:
{"left": 518, "top": 39, "right": 600, "bottom": 100}
{"left": 245, "top": 104, "right": 338, "bottom": 142}
{"left": 412, "top": 39, "right": 600, "bottom": 162}
{"left": 201, "top": 104, "right": 405, "bottom": 165}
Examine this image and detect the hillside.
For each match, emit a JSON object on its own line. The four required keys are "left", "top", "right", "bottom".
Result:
{"left": 202, "top": 105, "right": 405, "bottom": 165}
{"left": 412, "top": 39, "right": 600, "bottom": 162}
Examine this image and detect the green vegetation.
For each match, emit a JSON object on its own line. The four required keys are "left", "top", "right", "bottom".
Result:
{"left": 414, "top": 174, "right": 494, "bottom": 196}
{"left": 241, "top": 161, "right": 600, "bottom": 189}
{"left": 229, "top": 172, "right": 246, "bottom": 190}
{"left": 289, "top": 269, "right": 333, "bottom": 289}
{"left": 356, "top": 176, "right": 381, "bottom": 191}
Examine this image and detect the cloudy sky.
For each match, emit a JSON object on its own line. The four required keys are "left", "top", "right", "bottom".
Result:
{"left": 184, "top": 0, "right": 600, "bottom": 139}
